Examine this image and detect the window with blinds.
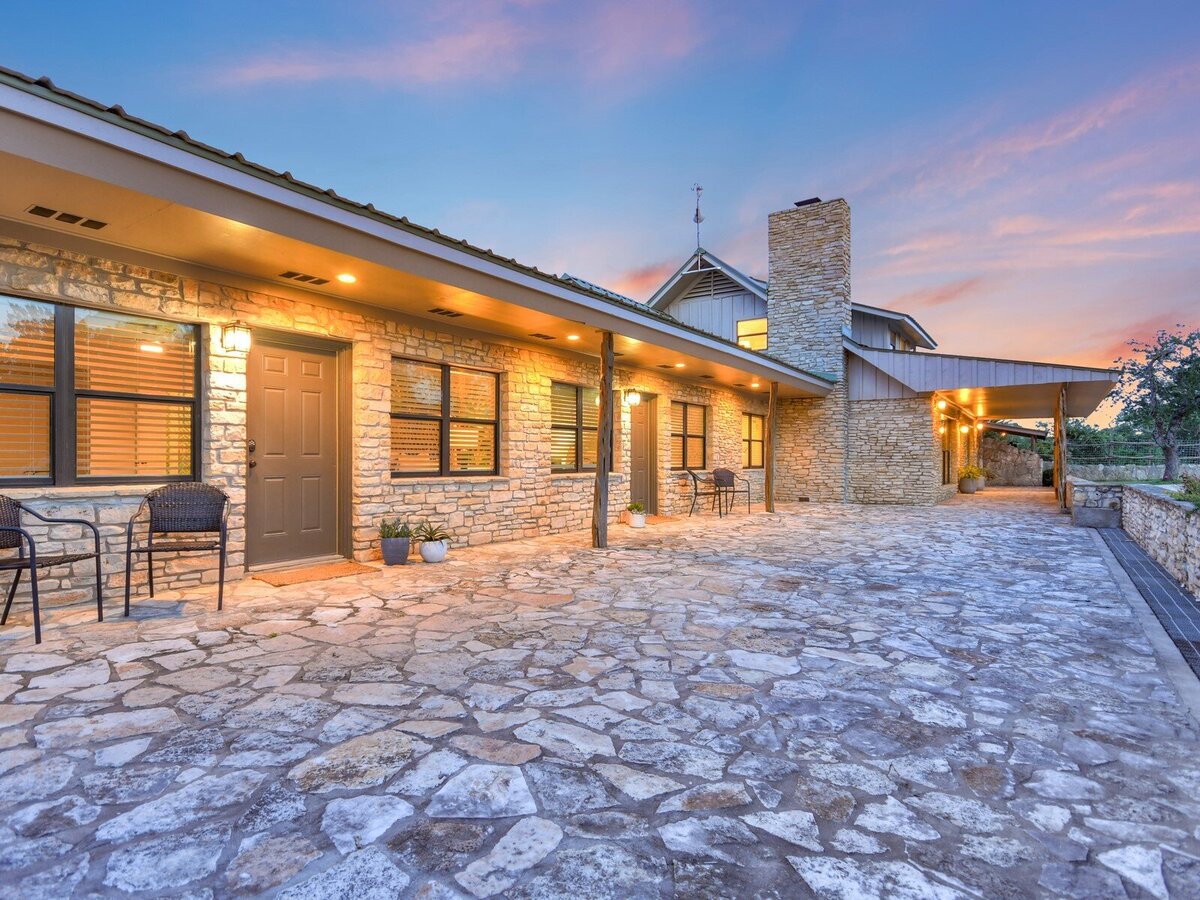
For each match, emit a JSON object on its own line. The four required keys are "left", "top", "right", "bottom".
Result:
{"left": 0, "top": 296, "right": 54, "bottom": 481}
{"left": 390, "top": 359, "right": 498, "bottom": 476}
{"left": 550, "top": 382, "right": 601, "bottom": 472}
{"left": 670, "top": 401, "right": 706, "bottom": 470}
{"left": 742, "top": 413, "right": 764, "bottom": 469}
{"left": 0, "top": 294, "right": 199, "bottom": 486}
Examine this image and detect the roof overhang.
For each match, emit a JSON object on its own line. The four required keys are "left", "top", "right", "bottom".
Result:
{"left": 982, "top": 422, "right": 1047, "bottom": 440}
{"left": 646, "top": 248, "right": 768, "bottom": 311}
{"left": 851, "top": 303, "right": 937, "bottom": 350}
{"left": 0, "top": 72, "right": 831, "bottom": 400}
{"left": 845, "top": 340, "right": 1116, "bottom": 418}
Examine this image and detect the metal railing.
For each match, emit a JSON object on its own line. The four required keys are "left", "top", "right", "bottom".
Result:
{"left": 1032, "top": 440, "right": 1200, "bottom": 465}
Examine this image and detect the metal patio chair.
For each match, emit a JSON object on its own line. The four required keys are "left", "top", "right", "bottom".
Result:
{"left": 124, "top": 483, "right": 230, "bottom": 615}
{"left": 0, "top": 495, "right": 103, "bottom": 644}
{"left": 686, "top": 468, "right": 723, "bottom": 517}
{"left": 713, "top": 467, "right": 751, "bottom": 515}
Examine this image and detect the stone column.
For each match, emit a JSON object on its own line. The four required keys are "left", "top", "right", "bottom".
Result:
{"left": 767, "top": 199, "right": 851, "bottom": 501}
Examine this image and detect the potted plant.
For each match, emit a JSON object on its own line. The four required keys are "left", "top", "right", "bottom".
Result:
{"left": 977, "top": 467, "right": 994, "bottom": 491}
{"left": 379, "top": 519, "right": 412, "bottom": 566}
{"left": 414, "top": 521, "right": 452, "bottom": 563}
{"left": 626, "top": 501, "right": 646, "bottom": 528}
{"left": 958, "top": 464, "right": 984, "bottom": 494}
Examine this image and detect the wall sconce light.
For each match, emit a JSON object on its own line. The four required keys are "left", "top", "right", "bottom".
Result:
{"left": 936, "top": 399, "right": 947, "bottom": 411}
{"left": 959, "top": 424, "right": 970, "bottom": 434}
{"left": 222, "top": 320, "right": 252, "bottom": 354}
{"left": 975, "top": 422, "right": 984, "bottom": 431}
{"left": 938, "top": 425, "right": 946, "bottom": 435}
{"left": 623, "top": 390, "right": 642, "bottom": 406}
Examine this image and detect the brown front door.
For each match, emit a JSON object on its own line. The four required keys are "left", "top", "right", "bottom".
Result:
{"left": 629, "top": 395, "right": 657, "bottom": 514}
{"left": 246, "top": 337, "right": 340, "bottom": 566}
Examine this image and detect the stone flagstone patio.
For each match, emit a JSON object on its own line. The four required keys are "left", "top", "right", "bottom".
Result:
{"left": 2, "top": 487, "right": 1199, "bottom": 898}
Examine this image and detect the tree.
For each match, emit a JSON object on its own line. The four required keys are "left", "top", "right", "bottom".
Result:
{"left": 1112, "top": 327, "right": 1200, "bottom": 481}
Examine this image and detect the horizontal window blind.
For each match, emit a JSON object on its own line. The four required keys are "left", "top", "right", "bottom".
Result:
{"left": 390, "top": 358, "right": 499, "bottom": 476}
{"left": 75, "top": 309, "right": 194, "bottom": 397}
{"left": 77, "top": 398, "right": 192, "bottom": 477}
{"left": 0, "top": 393, "right": 51, "bottom": 478}
{"left": 0, "top": 297, "right": 54, "bottom": 386}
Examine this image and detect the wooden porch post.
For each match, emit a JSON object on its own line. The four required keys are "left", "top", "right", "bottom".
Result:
{"left": 592, "top": 331, "right": 614, "bottom": 548}
{"left": 765, "top": 381, "right": 778, "bottom": 513}
{"left": 1053, "top": 384, "right": 1068, "bottom": 510}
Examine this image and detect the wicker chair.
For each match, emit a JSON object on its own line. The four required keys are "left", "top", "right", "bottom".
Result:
{"left": 713, "top": 468, "right": 751, "bottom": 515}
{"left": 0, "top": 495, "right": 103, "bottom": 644}
{"left": 124, "top": 484, "right": 230, "bottom": 615}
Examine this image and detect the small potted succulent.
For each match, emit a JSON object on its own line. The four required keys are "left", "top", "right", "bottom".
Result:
{"left": 626, "top": 501, "right": 647, "bottom": 528}
{"left": 958, "top": 464, "right": 984, "bottom": 494}
{"left": 414, "top": 521, "right": 452, "bottom": 563}
{"left": 379, "top": 519, "right": 412, "bottom": 566}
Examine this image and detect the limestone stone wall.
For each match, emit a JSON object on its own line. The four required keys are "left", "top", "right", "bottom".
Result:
{"left": 1123, "top": 485, "right": 1200, "bottom": 595}
{"left": 0, "top": 237, "right": 765, "bottom": 605}
{"left": 1065, "top": 477, "right": 1123, "bottom": 528}
{"left": 846, "top": 397, "right": 965, "bottom": 505}
{"left": 1067, "top": 462, "right": 1200, "bottom": 482}
{"left": 766, "top": 199, "right": 852, "bottom": 501}
{"left": 982, "top": 438, "right": 1043, "bottom": 486}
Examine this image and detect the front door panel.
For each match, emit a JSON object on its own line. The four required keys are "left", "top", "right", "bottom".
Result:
{"left": 246, "top": 340, "right": 338, "bottom": 566}
{"left": 629, "top": 397, "right": 657, "bottom": 514}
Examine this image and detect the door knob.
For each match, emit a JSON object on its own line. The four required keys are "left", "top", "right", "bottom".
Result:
{"left": 248, "top": 459, "right": 257, "bottom": 469}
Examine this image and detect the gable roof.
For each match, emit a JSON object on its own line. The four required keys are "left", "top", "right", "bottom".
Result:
{"left": 850, "top": 302, "right": 938, "bottom": 350}
{"left": 647, "top": 248, "right": 767, "bottom": 311}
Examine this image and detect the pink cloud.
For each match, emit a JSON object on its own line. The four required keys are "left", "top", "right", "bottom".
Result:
{"left": 991, "top": 214, "right": 1054, "bottom": 237}
{"left": 212, "top": 0, "right": 714, "bottom": 92}
{"left": 608, "top": 260, "right": 680, "bottom": 301}
{"left": 887, "top": 276, "right": 991, "bottom": 310}
{"left": 217, "top": 19, "right": 528, "bottom": 87}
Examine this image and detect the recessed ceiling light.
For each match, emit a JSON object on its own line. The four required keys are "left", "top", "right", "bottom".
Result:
{"left": 674, "top": 362, "right": 686, "bottom": 368}
{"left": 337, "top": 273, "right": 357, "bottom": 284}
{"left": 566, "top": 334, "right": 580, "bottom": 341}
{"left": 751, "top": 382, "right": 760, "bottom": 388}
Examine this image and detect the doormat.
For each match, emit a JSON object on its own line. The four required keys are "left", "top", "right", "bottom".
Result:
{"left": 253, "top": 560, "right": 376, "bottom": 587}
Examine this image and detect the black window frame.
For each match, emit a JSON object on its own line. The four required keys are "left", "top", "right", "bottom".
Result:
{"left": 0, "top": 293, "right": 202, "bottom": 488}
{"left": 670, "top": 401, "right": 707, "bottom": 471}
{"left": 549, "top": 381, "right": 614, "bottom": 473}
{"left": 742, "top": 412, "right": 765, "bottom": 470}
{"left": 389, "top": 359, "right": 500, "bottom": 478}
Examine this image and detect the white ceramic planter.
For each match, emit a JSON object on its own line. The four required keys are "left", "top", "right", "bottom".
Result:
{"left": 419, "top": 539, "right": 449, "bottom": 563}
{"left": 628, "top": 512, "right": 646, "bottom": 528}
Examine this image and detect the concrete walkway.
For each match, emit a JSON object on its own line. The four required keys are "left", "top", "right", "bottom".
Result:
{"left": 2, "top": 488, "right": 1198, "bottom": 897}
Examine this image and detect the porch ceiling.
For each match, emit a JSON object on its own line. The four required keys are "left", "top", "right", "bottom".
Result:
{"left": 0, "top": 81, "right": 830, "bottom": 402}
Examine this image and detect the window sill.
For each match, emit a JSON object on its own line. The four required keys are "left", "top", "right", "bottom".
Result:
{"left": 2, "top": 483, "right": 167, "bottom": 502}
{"left": 389, "top": 475, "right": 509, "bottom": 485}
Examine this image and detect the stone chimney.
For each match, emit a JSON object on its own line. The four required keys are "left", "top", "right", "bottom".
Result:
{"left": 766, "top": 198, "right": 851, "bottom": 378}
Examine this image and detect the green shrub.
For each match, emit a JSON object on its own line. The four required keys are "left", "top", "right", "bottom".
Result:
{"left": 380, "top": 519, "right": 411, "bottom": 539}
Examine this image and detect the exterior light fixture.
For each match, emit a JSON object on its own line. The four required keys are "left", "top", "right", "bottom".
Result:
{"left": 959, "top": 424, "right": 970, "bottom": 434}
{"left": 936, "top": 399, "right": 947, "bottom": 411}
{"left": 623, "top": 390, "right": 642, "bottom": 406}
{"left": 222, "top": 320, "right": 252, "bottom": 354}
{"left": 750, "top": 381, "right": 760, "bottom": 389}
{"left": 674, "top": 362, "right": 686, "bottom": 368}
{"left": 336, "top": 273, "right": 357, "bottom": 284}
{"left": 975, "top": 422, "right": 984, "bottom": 431}
{"left": 566, "top": 334, "right": 580, "bottom": 341}
{"left": 938, "top": 425, "right": 946, "bottom": 435}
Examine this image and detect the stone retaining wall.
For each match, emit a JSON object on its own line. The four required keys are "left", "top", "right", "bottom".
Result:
{"left": 1123, "top": 484, "right": 1200, "bottom": 596}
{"left": 1067, "top": 462, "right": 1200, "bottom": 482}
{"left": 982, "top": 439, "right": 1042, "bottom": 486}
{"left": 1064, "top": 477, "right": 1123, "bottom": 528}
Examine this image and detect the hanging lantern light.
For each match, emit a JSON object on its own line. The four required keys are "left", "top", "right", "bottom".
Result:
{"left": 221, "top": 320, "right": 252, "bottom": 353}
{"left": 623, "top": 390, "right": 642, "bottom": 406}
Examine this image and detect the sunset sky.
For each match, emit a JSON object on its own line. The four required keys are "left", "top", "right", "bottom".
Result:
{"left": 3, "top": 1, "right": 1197, "bottom": 388}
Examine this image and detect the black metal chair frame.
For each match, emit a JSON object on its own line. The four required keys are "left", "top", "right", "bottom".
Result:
{"left": 0, "top": 496, "right": 102, "bottom": 645}
{"left": 713, "top": 467, "right": 752, "bottom": 516}
{"left": 124, "top": 484, "right": 230, "bottom": 615}
{"left": 686, "top": 468, "right": 723, "bottom": 517}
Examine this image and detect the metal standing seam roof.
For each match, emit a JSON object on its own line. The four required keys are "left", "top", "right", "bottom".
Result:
{"left": 0, "top": 66, "right": 834, "bottom": 386}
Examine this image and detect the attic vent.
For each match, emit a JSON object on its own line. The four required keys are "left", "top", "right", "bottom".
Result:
{"left": 528, "top": 333, "right": 555, "bottom": 340}
{"left": 278, "top": 271, "right": 330, "bottom": 286}
{"left": 699, "top": 374, "right": 714, "bottom": 379}
{"left": 657, "top": 364, "right": 675, "bottom": 369}
{"left": 427, "top": 307, "right": 463, "bottom": 318}
{"left": 25, "top": 204, "right": 108, "bottom": 230}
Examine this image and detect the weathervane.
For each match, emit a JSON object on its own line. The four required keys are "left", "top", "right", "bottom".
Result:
{"left": 692, "top": 183, "right": 704, "bottom": 252}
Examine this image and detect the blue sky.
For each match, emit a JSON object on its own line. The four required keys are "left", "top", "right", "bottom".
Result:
{"left": 3, "top": 1, "right": 1198, "bottom": 372}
